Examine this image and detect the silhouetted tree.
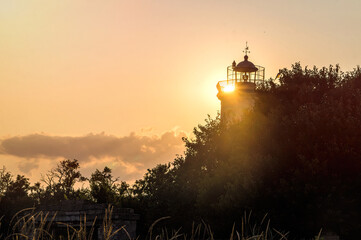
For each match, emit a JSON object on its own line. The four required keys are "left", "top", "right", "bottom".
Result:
{"left": 0, "top": 170, "right": 34, "bottom": 233}
{"left": 89, "top": 166, "right": 118, "bottom": 204}
{"left": 0, "top": 166, "right": 12, "bottom": 197}
{"left": 41, "top": 159, "right": 86, "bottom": 201}
{"left": 131, "top": 64, "right": 361, "bottom": 239}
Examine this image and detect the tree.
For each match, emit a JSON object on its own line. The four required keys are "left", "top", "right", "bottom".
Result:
{"left": 131, "top": 64, "right": 361, "bottom": 239}
{"left": 0, "top": 166, "right": 12, "bottom": 198}
{"left": 4, "top": 175, "right": 31, "bottom": 200}
{"left": 0, "top": 172, "right": 34, "bottom": 233}
{"left": 42, "top": 159, "right": 86, "bottom": 201}
{"left": 89, "top": 167, "right": 118, "bottom": 204}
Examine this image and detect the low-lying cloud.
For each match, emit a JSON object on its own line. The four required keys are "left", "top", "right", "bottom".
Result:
{"left": 0, "top": 131, "right": 187, "bottom": 181}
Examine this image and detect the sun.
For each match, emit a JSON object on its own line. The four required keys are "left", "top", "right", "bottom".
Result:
{"left": 223, "top": 84, "right": 235, "bottom": 92}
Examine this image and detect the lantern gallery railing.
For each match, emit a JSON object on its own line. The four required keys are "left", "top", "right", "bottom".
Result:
{"left": 217, "top": 80, "right": 237, "bottom": 92}
{"left": 217, "top": 79, "right": 258, "bottom": 93}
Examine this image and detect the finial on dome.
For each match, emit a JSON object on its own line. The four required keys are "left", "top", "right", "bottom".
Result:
{"left": 243, "top": 41, "right": 250, "bottom": 57}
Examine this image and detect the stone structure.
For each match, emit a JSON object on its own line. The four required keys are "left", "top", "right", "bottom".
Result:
{"left": 31, "top": 200, "right": 139, "bottom": 240}
{"left": 322, "top": 232, "right": 340, "bottom": 240}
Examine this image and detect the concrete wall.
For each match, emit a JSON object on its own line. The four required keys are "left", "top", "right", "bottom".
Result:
{"left": 31, "top": 200, "right": 140, "bottom": 240}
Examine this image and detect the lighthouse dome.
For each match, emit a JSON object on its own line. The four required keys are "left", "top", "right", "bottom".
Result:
{"left": 233, "top": 55, "right": 258, "bottom": 73}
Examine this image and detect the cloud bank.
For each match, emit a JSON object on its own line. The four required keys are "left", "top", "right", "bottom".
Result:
{"left": 0, "top": 131, "right": 187, "bottom": 181}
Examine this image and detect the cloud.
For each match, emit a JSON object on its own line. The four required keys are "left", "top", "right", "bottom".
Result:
{"left": 18, "top": 159, "right": 39, "bottom": 174}
{"left": 0, "top": 131, "right": 187, "bottom": 181}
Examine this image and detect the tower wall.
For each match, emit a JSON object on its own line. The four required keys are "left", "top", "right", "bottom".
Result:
{"left": 218, "top": 82, "right": 255, "bottom": 124}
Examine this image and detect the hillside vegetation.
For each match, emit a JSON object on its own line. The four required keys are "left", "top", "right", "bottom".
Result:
{"left": 1, "top": 63, "right": 361, "bottom": 239}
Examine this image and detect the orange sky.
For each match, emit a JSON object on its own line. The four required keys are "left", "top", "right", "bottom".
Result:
{"left": 1, "top": 0, "right": 361, "bottom": 183}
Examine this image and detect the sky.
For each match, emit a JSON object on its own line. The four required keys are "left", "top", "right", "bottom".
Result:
{"left": 1, "top": 0, "right": 361, "bottom": 183}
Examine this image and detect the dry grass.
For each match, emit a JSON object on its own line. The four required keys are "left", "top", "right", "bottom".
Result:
{"left": 0, "top": 209, "right": 322, "bottom": 240}
{"left": 0, "top": 206, "right": 128, "bottom": 240}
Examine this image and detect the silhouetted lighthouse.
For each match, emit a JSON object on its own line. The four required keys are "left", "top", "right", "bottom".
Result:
{"left": 217, "top": 43, "right": 265, "bottom": 123}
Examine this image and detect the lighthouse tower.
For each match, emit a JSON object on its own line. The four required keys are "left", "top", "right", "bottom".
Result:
{"left": 217, "top": 44, "right": 265, "bottom": 123}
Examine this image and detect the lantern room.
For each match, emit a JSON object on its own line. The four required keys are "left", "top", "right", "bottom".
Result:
{"left": 216, "top": 43, "right": 265, "bottom": 97}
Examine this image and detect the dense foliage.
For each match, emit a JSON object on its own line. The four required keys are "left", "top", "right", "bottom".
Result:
{"left": 1, "top": 63, "right": 361, "bottom": 239}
